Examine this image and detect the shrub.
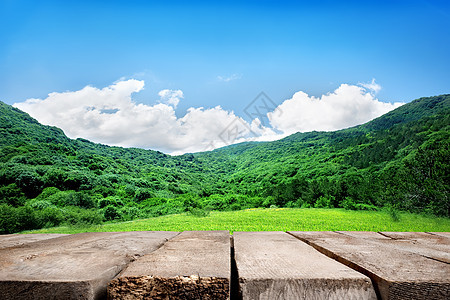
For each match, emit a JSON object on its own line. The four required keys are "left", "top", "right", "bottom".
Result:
{"left": 230, "top": 202, "right": 241, "bottom": 211}
{"left": 262, "top": 196, "right": 276, "bottom": 208}
{"left": 104, "top": 205, "right": 121, "bottom": 221}
{"left": 36, "top": 187, "right": 61, "bottom": 199}
{"left": 15, "top": 170, "right": 43, "bottom": 198}
{"left": 61, "top": 206, "right": 103, "bottom": 225}
{"left": 47, "top": 191, "right": 96, "bottom": 209}
{"left": 314, "top": 196, "right": 335, "bottom": 208}
{"left": 134, "top": 188, "right": 154, "bottom": 202}
{"left": 0, "top": 204, "right": 38, "bottom": 234}
{"left": 342, "top": 197, "right": 357, "bottom": 210}
{"left": 0, "top": 183, "right": 27, "bottom": 207}
{"left": 29, "top": 200, "right": 54, "bottom": 210}
{"left": 35, "top": 207, "right": 65, "bottom": 228}
{"left": 120, "top": 206, "right": 140, "bottom": 220}
{"left": 203, "top": 194, "right": 228, "bottom": 211}
{"left": 354, "top": 203, "right": 378, "bottom": 211}
{"left": 98, "top": 196, "right": 123, "bottom": 209}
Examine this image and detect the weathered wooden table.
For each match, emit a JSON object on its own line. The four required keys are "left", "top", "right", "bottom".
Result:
{"left": 0, "top": 231, "right": 448, "bottom": 299}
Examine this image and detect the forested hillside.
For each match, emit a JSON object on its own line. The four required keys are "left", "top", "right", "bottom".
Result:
{"left": 1, "top": 95, "right": 449, "bottom": 233}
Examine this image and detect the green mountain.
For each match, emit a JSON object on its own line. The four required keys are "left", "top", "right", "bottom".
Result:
{"left": 0, "top": 95, "right": 449, "bottom": 233}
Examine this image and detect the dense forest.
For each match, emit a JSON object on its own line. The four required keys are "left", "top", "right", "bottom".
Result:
{"left": 0, "top": 95, "right": 449, "bottom": 233}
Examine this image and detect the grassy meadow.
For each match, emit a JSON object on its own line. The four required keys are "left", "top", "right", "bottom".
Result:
{"left": 23, "top": 208, "right": 450, "bottom": 234}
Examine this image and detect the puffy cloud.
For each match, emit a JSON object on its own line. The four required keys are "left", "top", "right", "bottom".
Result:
{"left": 13, "top": 79, "right": 273, "bottom": 154}
{"left": 158, "top": 89, "right": 183, "bottom": 108}
{"left": 217, "top": 73, "right": 242, "bottom": 82}
{"left": 359, "top": 78, "right": 381, "bottom": 95}
{"left": 13, "top": 79, "right": 403, "bottom": 154}
{"left": 268, "top": 83, "right": 404, "bottom": 135}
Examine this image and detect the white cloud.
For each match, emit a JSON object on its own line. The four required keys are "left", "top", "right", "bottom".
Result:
{"left": 158, "top": 89, "right": 183, "bottom": 108}
{"left": 359, "top": 78, "right": 381, "bottom": 95}
{"left": 217, "top": 73, "right": 242, "bottom": 82}
{"left": 13, "top": 79, "right": 274, "bottom": 154}
{"left": 13, "top": 79, "right": 403, "bottom": 154}
{"left": 268, "top": 83, "right": 404, "bottom": 135}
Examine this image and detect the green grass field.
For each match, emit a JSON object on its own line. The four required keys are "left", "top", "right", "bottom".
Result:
{"left": 23, "top": 208, "right": 450, "bottom": 234}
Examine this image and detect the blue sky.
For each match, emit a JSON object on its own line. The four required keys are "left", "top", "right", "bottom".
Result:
{"left": 1, "top": 0, "right": 450, "bottom": 153}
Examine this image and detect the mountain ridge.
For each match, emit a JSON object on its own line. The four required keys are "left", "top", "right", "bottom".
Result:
{"left": 0, "top": 94, "right": 448, "bottom": 233}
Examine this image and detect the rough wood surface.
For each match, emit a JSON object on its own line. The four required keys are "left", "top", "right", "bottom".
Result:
{"left": 428, "top": 232, "right": 450, "bottom": 239}
{"left": 380, "top": 232, "right": 444, "bottom": 240}
{"left": 108, "top": 231, "right": 230, "bottom": 300}
{"left": 342, "top": 231, "right": 450, "bottom": 263}
{"left": 0, "top": 233, "right": 69, "bottom": 249}
{"left": 234, "top": 231, "right": 376, "bottom": 300}
{"left": 336, "top": 231, "right": 391, "bottom": 239}
{"left": 0, "top": 231, "right": 177, "bottom": 300}
{"left": 289, "top": 231, "right": 450, "bottom": 300}
{"left": 1, "top": 231, "right": 447, "bottom": 299}
{"left": 376, "top": 232, "right": 450, "bottom": 263}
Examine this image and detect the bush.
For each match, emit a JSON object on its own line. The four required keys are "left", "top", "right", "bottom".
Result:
{"left": 285, "top": 201, "right": 298, "bottom": 208}
{"left": 314, "top": 196, "right": 335, "bottom": 208}
{"left": 15, "top": 170, "right": 43, "bottom": 198}
{"left": 0, "top": 204, "right": 38, "bottom": 234}
{"left": 47, "top": 191, "right": 96, "bottom": 209}
{"left": 98, "top": 196, "right": 123, "bottom": 209}
{"left": 230, "top": 202, "right": 241, "bottom": 211}
{"left": 63, "top": 207, "right": 103, "bottom": 225}
{"left": 300, "top": 202, "right": 312, "bottom": 208}
{"left": 203, "top": 194, "right": 228, "bottom": 211}
{"left": 29, "top": 200, "right": 54, "bottom": 210}
{"left": 342, "top": 197, "right": 357, "bottom": 210}
{"left": 262, "top": 196, "right": 276, "bottom": 208}
{"left": 0, "top": 203, "right": 103, "bottom": 233}
{"left": 354, "top": 203, "right": 378, "bottom": 211}
{"left": 36, "top": 187, "right": 61, "bottom": 199}
{"left": 0, "top": 183, "right": 27, "bottom": 207}
{"left": 134, "top": 188, "right": 154, "bottom": 202}
{"left": 120, "top": 206, "right": 140, "bottom": 220}
{"left": 35, "top": 207, "right": 65, "bottom": 228}
{"left": 104, "top": 205, "right": 121, "bottom": 221}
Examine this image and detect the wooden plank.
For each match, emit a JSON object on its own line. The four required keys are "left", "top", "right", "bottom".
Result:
{"left": 0, "top": 233, "right": 69, "bottom": 249}
{"left": 336, "top": 231, "right": 391, "bottom": 239}
{"left": 336, "top": 231, "right": 450, "bottom": 263}
{"left": 428, "top": 232, "right": 450, "bottom": 239}
{"left": 376, "top": 232, "right": 450, "bottom": 263}
{"left": 0, "top": 231, "right": 177, "bottom": 300}
{"left": 234, "top": 231, "right": 376, "bottom": 300}
{"left": 108, "top": 231, "right": 230, "bottom": 300}
{"left": 380, "top": 232, "right": 442, "bottom": 240}
{"left": 290, "top": 231, "right": 450, "bottom": 299}
{"left": 285, "top": 231, "right": 341, "bottom": 239}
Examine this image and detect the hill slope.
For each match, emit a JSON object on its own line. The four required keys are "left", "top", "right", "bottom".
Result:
{"left": 0, "top": 95, "right": 449, "bottom": 233}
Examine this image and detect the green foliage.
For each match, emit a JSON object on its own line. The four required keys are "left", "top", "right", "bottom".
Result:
{"left": 0, "top": 183, "right": 27, "bottom": 206}
{"left": 134, "top": 188, "right": 154, "bottom": 202}
{"left": 342, "top": 197, "right": 357, "bottom": 210}
{"left": 0, "top": 203, "right": 102, "bottom": 234}
{"left": 103, "top": 205, "right": 121, "bottom": 221}
{"left": 314, "top": 195, "right": 335, "bottom": 208}
{"left": 0, "top": 204, "right": 38, "bottom": 234}
{"left": 46, "top": 190, "right": 96, "bottom": 209}
{"left": 386, "top": 206, "right": 401, "bottom": 222}
{"left": 0, "top": 95, "right": 449, "bottom": 233}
